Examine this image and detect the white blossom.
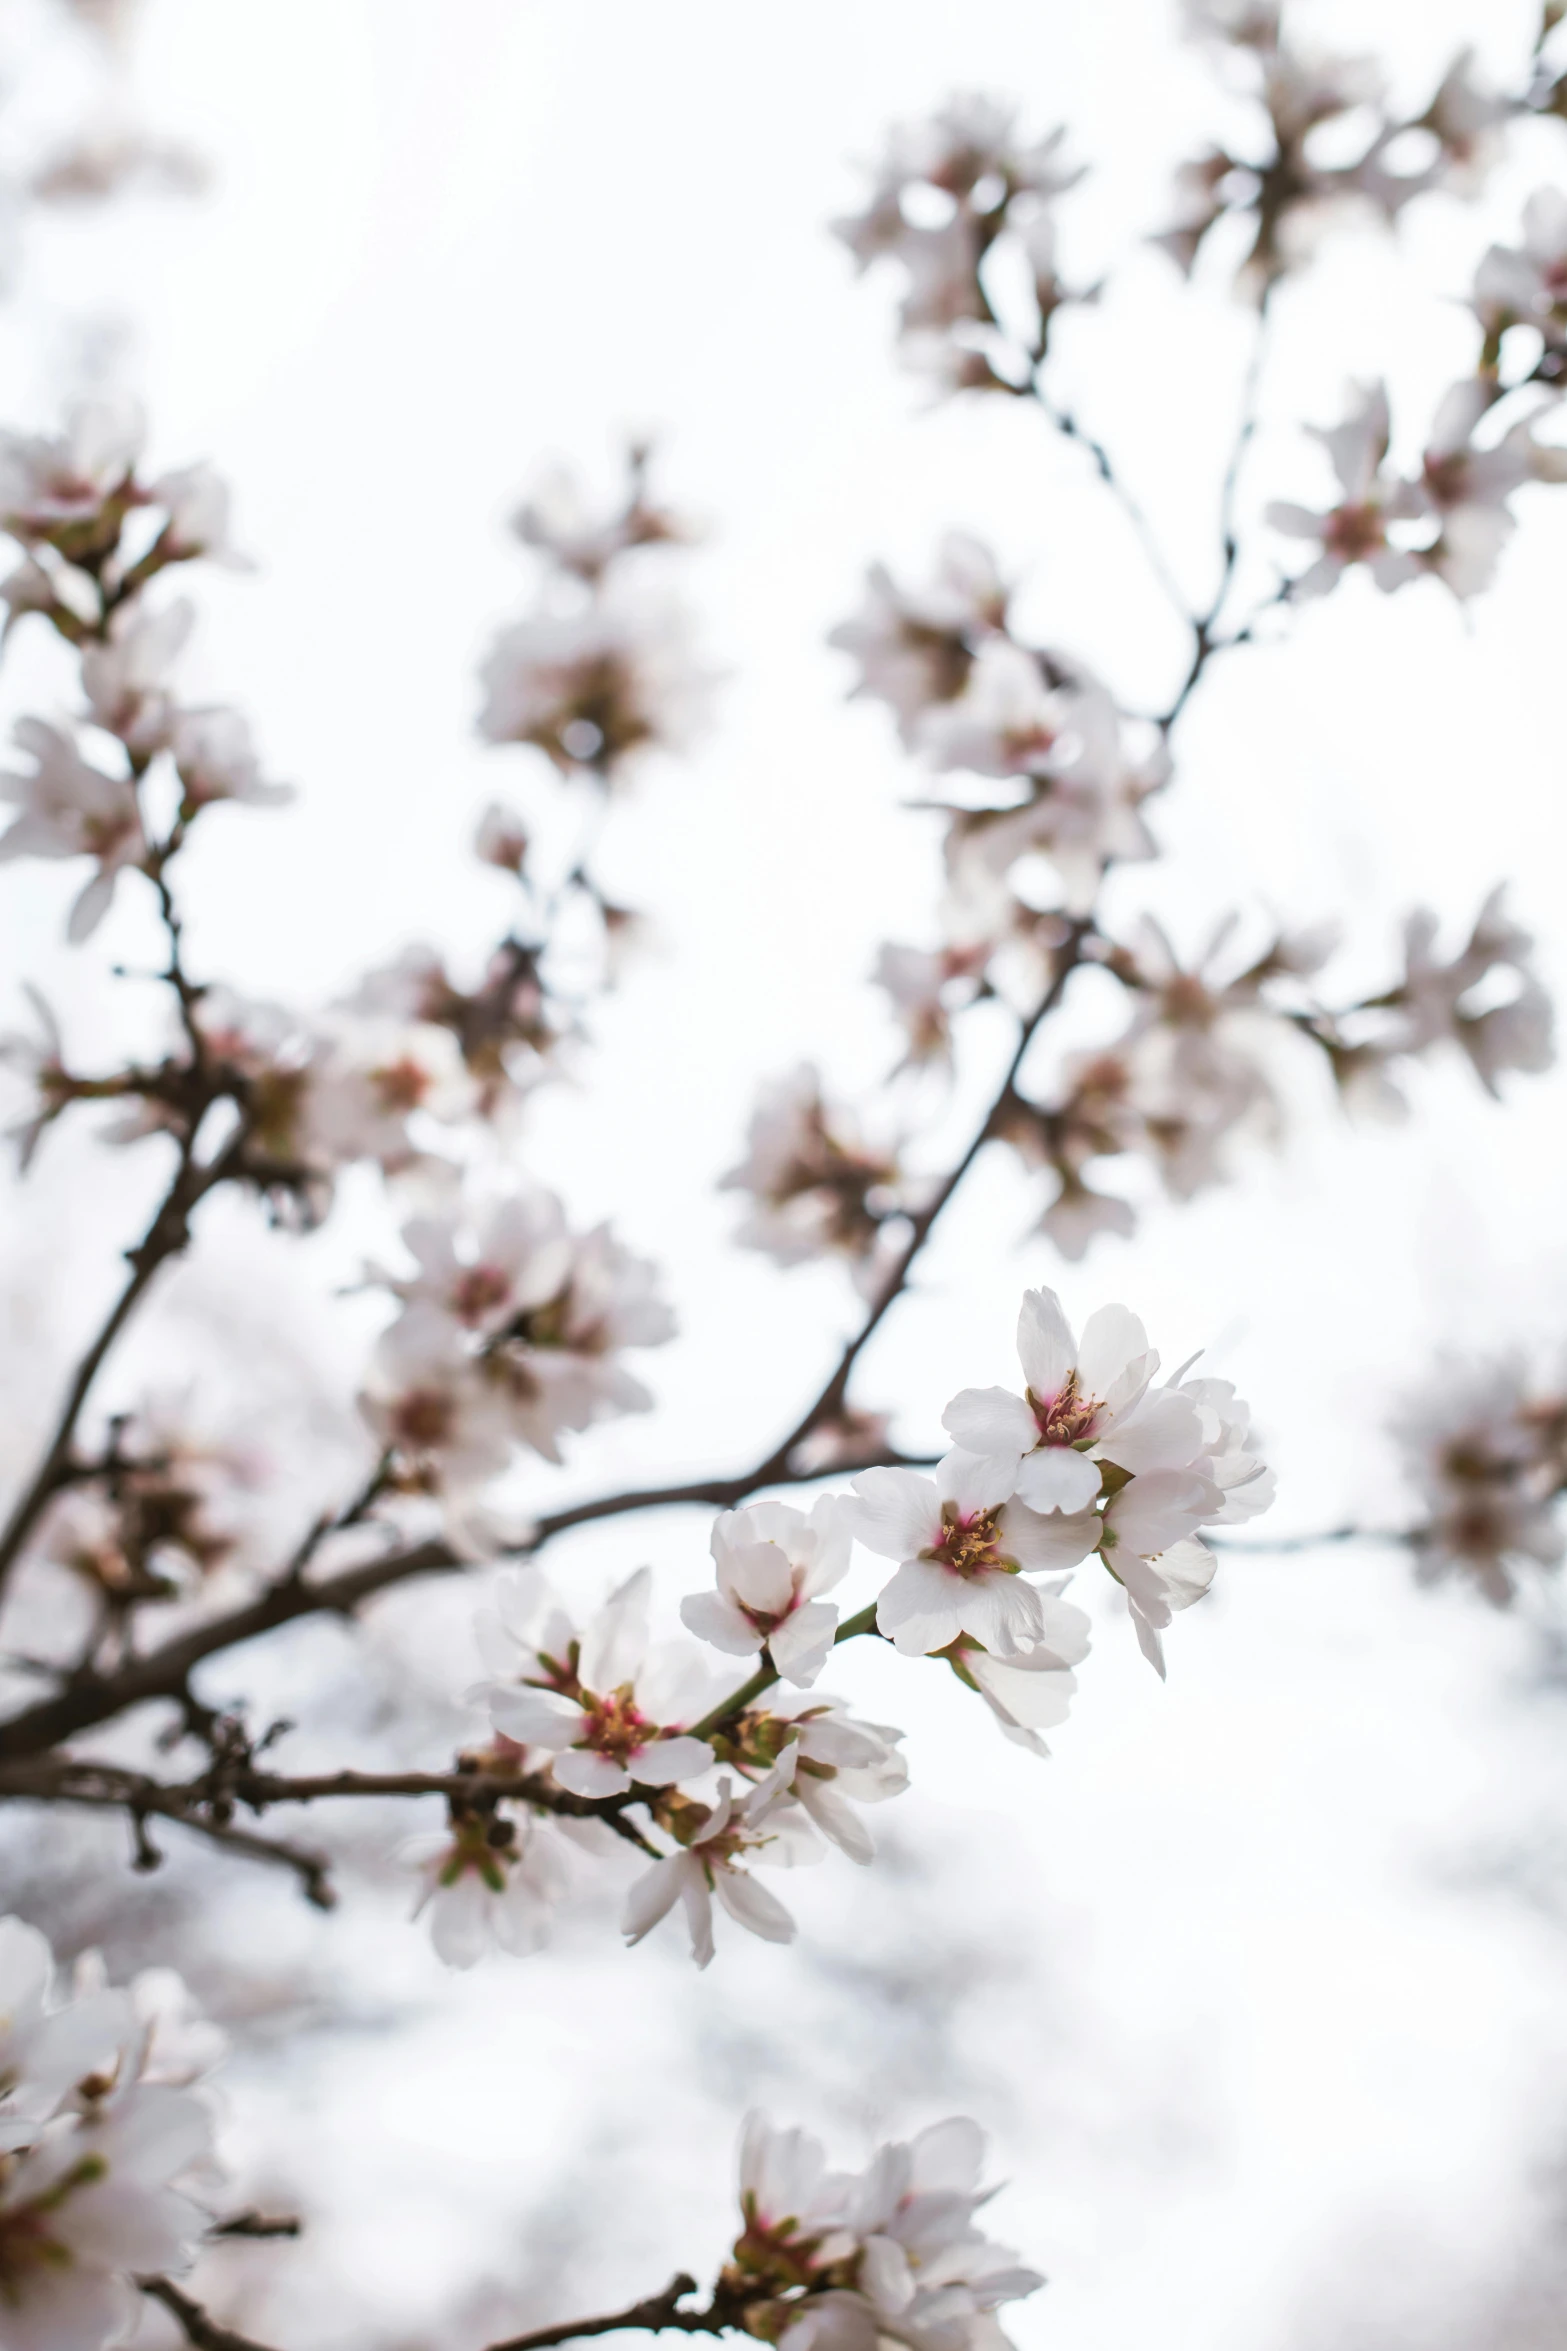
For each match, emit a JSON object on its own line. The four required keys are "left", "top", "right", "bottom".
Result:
{"left": 478, "top": 587, "right": 713, "bottom": 780}
{"left": 622, "top": 1751, "right": 820, "bottom": 1969}
{"left": 722, "top": 1065, "right": 904, "bottom": 1286}
{"left": 0, "top": 718, "right": 145, "bottom": 941}
{"left": 407, "top": 1810, "right": 572, "bottom": 1968}
{"left": 942, "top": 1287, "right": 1183, "bottom": 1511}
{"left": 849, "top": 1451, "right": 1098, "bottom": 1657}
{"left": 0, "top": 1919, "right": 217, "bottom": 2351}
{"left": 762, "top": 1698, "right": 908, "bottom": 1862}
{"left": 1394, "top": 1366, "right": 1567, "bottom": 1606}
{"left": 1395, "top": 887, "right": 1554, "bottom": 1095}
{"left": 945, "top": 1582, "right": 1090, "bottom": 1757}
{"left": 682, "top": 1498, "right": 851, "bottom": 1686}
{"left": 1267, "top": 381, "right": 1423, "bottom": 597}
{"left": 169, "top": 705, "right": 291, "bottom": 813}
{"left": 476, "top": 1567, "right": 717, "bottom": 1798}
{"left": 301, "top": 1014, "right": 475, "bottom": 1170}
{"left": 79, "top": 596, "right": 192, "bottom": 754}
{"left": 1473, "top": 188, "right": 1567, "bottom": 344}
{"left": 0, "top": 402, "right": 141, "bottom": 544}
{"left": 830, "top": 537, "right": 1006, "bottom": 742}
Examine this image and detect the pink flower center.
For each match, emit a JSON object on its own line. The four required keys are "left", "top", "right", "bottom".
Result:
{"left": 579, "top": 1686, "right": 654, "bottom": 1763}
{"left": 1324, "top": 502, "right": 1388, "bottom": 562}
{"left": 451, "top": 1263, "right": 513, "bottom": 1323}
{"left": 929, "top": 1503, "right": 1007, "bottom": 1577}
{"left": 371, "top": 1056, "right": 433, "bottom": 1113}
{"left": 1029, "top": 1369, "right": 1101, "bottom": 1447}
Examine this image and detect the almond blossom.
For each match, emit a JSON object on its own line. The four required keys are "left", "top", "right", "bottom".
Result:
{"left": 942, "top": 1581, "right": 1090, "bottom": 1757}
{"left": 0, "top": 1920, "right": 217, "bottom": 2351}
{"left": 1394, "top": 1366, "right": 1567, "bottom": 1606}
{"left": 0, "top": 401, "right": 140, "bottom": 547}
{"left": 79, "top": 595, "right": 192, "bottom": 753}
{"left": 728, "top": 1696, "right": 909, "bottom": 1863}
{"left": 478, "top": 588, "right": 712, "bottom": 782}
{"left": 0, "top": 717, "right": 145, "bottom": 941}
{"left": 849, "top": 1451, "right": 1099, "bottom": 1657}
{"left": 681, "top": 1497, "right": 851, "bottom": 1686}
{"left": 1267, "top": 382, "right": 1423, "bottom": 597}
{"left": 723, "top": 1065, "right": 906, "bottom": 1287}
{"left": 621, "top": 1751, "right": 820, "bottom": 1969}
{"left": 476, "top": 1568, "right": 717, "bottom": 1799}
{"left": 169, "top": 704, "right": 291, "bottom": 814}
{"left": 829, "top": 535, "right": 1006, "bottom": 742}
{"left": 407, "top": 1809, "right": 572, "bottom": 1968}
{"left": 833, "top": 2116, "right": 1043, "bottom": 2351}
{"left": 1473, "top": 186, "right": 1567, "bottom": 349}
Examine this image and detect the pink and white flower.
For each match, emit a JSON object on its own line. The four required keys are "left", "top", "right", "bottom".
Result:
{"left": 1267, "top": 382, "right": 1423, "bottom": 597}
{"left": 941, "top": 1287, "right": 1194, "bottom": 1511}
{"left": 622, "top": 1751, "right": 820, "bottom": 1969}
{"left": 0, "top": 719, "right": 145, "bottom": 941}
{"left": 849, "top": 1452, "right": 1098, "bottom": 1657}
{"left": 407, "top": 1810, "right": 571, "bottom": 1969}
{"left": 681, "top": 1498, "right": 851, "bottom": 1686}
{"left": 476, "top": 1567, "right": 717, "bottom": 1798}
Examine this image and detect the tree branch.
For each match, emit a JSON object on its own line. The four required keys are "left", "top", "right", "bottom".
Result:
{"left": 0, "top": 934, "right": 1090, "bottom": 1764}
{"left": 484, "top": 2274, "right": 732, "bottom": 2351}
{"left": 138, "top": 2277, "right": 284, "bottom": 2351}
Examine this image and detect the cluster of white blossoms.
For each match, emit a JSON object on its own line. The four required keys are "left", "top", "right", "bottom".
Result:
{"left": 1268, "top": 371, "right": 1567, "bottom": 605}
{"left": 0, "top": 401, "right": 272, "bottom": 940}
{"left": 478, "top": 447, "right": 715, "bottom": 790}
{"left": 408, "top": 1287, "right": 1267, "bottom": 1970}
{"left": 740, "top": 526, "right": 1556, "bottom": 1266}
{"left": 1162, "top": 7, "right": 1520, "bottom": 294}
{"left": 719, "top": 2113, "right": 1041, "bottom": 2351}
{"left": 1394, "top": 1366, "right": 1567, "bottom": 1607}
{"left": 362, "top": 1185, "right": 675, "bottom": 1542}
{"left": 833, "top": 94, "right": 1084, "bottom": 393}
{"left": 0, "top": 1919, "right": 219, "bottom": 2351}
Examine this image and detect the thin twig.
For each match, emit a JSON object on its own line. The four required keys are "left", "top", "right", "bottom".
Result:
{"left": 1208, "top": 1524, "right": 1410, "bottom": 1555}
{"left": 137, "top": 2277, "right": 284, "bottom": 2351}
{"left": 484, "top": 2274, "right": 731, "bottom": 2351}
{"left": 0, "top": 940, "right": 1091, "bottom": 1766}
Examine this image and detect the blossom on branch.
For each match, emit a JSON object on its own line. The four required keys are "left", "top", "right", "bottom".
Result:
{"left": 0, "top": 1919, "right": 217, "bottom": 2351}
{"left": 0, "top": 717, "right": 145, "bottom": 941}
{"left": 723, "top": 1065, "right": 909, "bottom": 1290}
{"left": 681, "top": 1497, "right": 852, "bottom": 1686}
{"left": 622, "top": 1751, "right": 819, "bottom": 1970}
{"left": 476, "top": 1567, "right": 717, "bottom": 1798}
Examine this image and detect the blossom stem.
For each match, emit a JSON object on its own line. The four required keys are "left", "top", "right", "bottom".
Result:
{"left": 483, "top": 2273, "right": 731, "bottom": 2351}
{"left": 687, "top": 1602, "right": 882, "bottom": 1744}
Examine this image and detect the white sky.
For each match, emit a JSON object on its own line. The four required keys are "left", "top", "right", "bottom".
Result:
{"left": 5, "top": 4, "right": 1567, "bottom": 2349}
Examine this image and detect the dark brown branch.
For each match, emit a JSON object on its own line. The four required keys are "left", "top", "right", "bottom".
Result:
{"left": 0, "top": 1125, "right": 244, "bottom": 1606}
{"left": 484, "top": 2273, "right": 732, "bottom": 2351}
{"left": 209, "top": 2213, "right": 303, "bottom": 2242}
{"left": 0, "top": 929, "right": 1090, "bottom": 1769}
{"left": 138, "top": 2277, "right": 284, "bottom": 2351}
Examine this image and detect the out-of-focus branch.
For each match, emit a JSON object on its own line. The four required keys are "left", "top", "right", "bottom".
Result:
{"left": 0, "top": 1122, "right": 245, "bottom": 1605}
{"left": 483, "top": 2274, "right": 733, "bottom": 2351}
{"left": 0, "top": 932, "right": 1089, "bottom": 1762}
{"left": 1209, "top": 1524, "right": 1411, "bottom": 1554}
{"left": 138, "top": 2278, "right": 284, "bottom": 2351}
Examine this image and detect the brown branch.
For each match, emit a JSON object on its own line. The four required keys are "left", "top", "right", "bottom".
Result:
{"left": 0, "top": 933, "right": 1090, "bottom": 1767}
{"left": 138, "top": 2277, "right": 284, "bottom": 2351}
{"left": 0, "top": 1124, "right": 244, "bottom": 1606}
{"left": 209, "top": 2213, "right": 303, "bottom": 2242}
{"left": 484, "top": 2274, "right": 733, "bottom": 2351}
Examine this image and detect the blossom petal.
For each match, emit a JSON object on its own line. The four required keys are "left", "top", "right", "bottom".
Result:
{"left": 1000, "top": 1500, "right": 1099, "bottom": 1572}
{"left": 712, "top": 1866, "right": 797, "bottom": 1945}
{"left": 631, "top": 1734, "right": 714, "bottom": 1786}
{"left": 875, "top": 1555, "right": 966, "bottom": 1654}
{"left": 849, "top": 1467, "right": 941, "bottom": 1562}
{"left": 766, "top": 1600, "right": 839, "bottom": 1687}
{"left": 1075, "top": 1304, "right": 1152, "bottom": 1409}
{"left": 1016, "top": 1287, "right": 1076, "bottom": 1399}
{"left": 679, "top": 1590, "right": 761, "bottom": 1656}
{"left": 941, "top": 1385, "right": 1035, "bottom": 1457}
{"left": 1013, "top": 1447, "right": 1101, "bottom": 1511}
{"left": 1098, "top": 1387, "right": 1204, "bottom": 1474}
{"left": 552, "top": 1749, "right": 631, "bottom": 1798}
